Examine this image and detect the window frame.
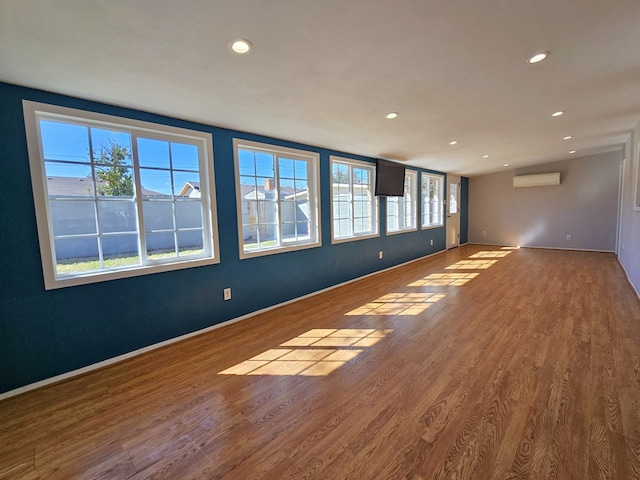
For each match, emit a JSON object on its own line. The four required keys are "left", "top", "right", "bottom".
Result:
{"left": 330, "top": 156, "right": 379, "bottom": 244}
{"left": 23, "top": 100, "right": 219, "bottom": 290}
{"left": 386, "top": 169, "right": 418, "bottom": 235}
{"left": 449, "top": 180, "right": 459, "bottom": 215}
{"left": 420, "top": 172, "right": 445, "bottom": 229}
{"left": 233, "top": 138, "right": 321, "bottom": 259}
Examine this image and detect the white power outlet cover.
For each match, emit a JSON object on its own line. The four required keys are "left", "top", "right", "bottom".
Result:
{"left": 223, "top": 288, "right": 232, "bottom": 300}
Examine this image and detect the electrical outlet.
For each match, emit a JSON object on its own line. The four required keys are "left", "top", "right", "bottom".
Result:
{"left": 223, "top": 288, "right": 231, "bottom": 301}
{"left": 379, "top": 251, "right": 383, "bottom": 259}
{"left": 430, "top": 239, "right": 434, "bottom": 246}
{"left": 566, "top": 234, "right": 572, "bottom": 241}
{"left": 482, "top": 230, "right": 487, "bottom": 236}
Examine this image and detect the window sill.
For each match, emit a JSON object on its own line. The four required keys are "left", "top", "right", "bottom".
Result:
{"left": 44, "top": 256, "right": 219, "bottom": 290}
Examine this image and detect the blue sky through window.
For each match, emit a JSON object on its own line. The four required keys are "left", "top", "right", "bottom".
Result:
{"left": 40, "top": 120, "right": 200, "bottom": 196}
{"left": 238, "top": 149, "right": 311, "bottom": 191}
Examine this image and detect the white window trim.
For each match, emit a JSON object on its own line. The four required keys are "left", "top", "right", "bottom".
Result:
{"left": 386, "top": 169, "right": 418, "bottom": 235}
{"left": 23, "top": 100, "right": 219, "bottom": 290}
{"left": 330, "top": 156, "right": 379, "bottom": 244}
{"left": 233, "top": 138, "right": 321, "bottom": 259}
{"left": 421, "top": 172, "right": 445, "bottom": 230}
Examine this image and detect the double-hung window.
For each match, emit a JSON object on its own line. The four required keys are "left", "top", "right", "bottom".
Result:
{"left": 421, "top": 173, "right": 444, "bottom": 228}
{"left": 330, "top": 156, "right": 378, "bottom": 243}
{"left": 23, "top": 101, "right": 218, "bottom": 289}
{"left": 386, "top": 169, "right": 418, "bottom": 234}
{"left": 234, "top": 139, "right": 320, "bottom": 258}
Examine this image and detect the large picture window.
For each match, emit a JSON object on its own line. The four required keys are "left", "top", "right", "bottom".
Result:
{"left": 23, "top": 101, "right": 218, "bottom": 289}
{"left": 330, "top": 156, "right": 378, "bottom": 243}
{"left": 386, "top": 169, "right": 418, "bottom": 234}
{"left": 421, "top": 173, "right": 444, "bottom": 228}
{"left": 234, "top": 139, "right": 321, "bottom": 258}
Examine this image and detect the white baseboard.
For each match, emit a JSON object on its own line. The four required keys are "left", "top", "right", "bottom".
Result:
{"left": 522, "top": 245, "right": 616, "bottom": 253}
{"left": 468, "top": 241, "right": 615, "bottom": 254}
{"left": 0, "top": 248, "right": 447, "bottom": 401}
{"left": 467, "top": 241, "right": 518, "bottom": 248}
{"left": 470, "top": 241, "right": 635, "bottom": 298}
{"left": 618, "top": 258, "right": 640, "bottom": 301}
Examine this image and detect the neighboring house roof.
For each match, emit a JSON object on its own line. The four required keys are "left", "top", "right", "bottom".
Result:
{"left": 46, "top": 177, "right": 308, "bottom": 200}
{"left": 240, "top": 184, "right": 305, "bottom": 200}
{"left": 46, "top": 176, "right": 164, "bottom": 197}
{"left": 178, "top": 181, "right": 201, "bottom": 197}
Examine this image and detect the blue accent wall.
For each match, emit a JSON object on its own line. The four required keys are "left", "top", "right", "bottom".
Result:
{"left": 0, "top": 82, "right": 467, "bottom": 394}
{"left": 460, "top": 176, "right": 469, "bottom": 244}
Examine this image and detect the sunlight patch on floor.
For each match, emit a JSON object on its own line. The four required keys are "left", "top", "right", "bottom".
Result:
{"left": 345, "top": 292, "right": 447, "bottom": 316}
{"left": 409, "top": 272, "right": 480, "bottom": 287}
{"left": 219, "top": 328, "right": 392, "bottom": 376}
{"left": 445, "top": 259, "right": 498, "bottom": 270}
{"left": 469, "top": 251, "right": 512, "bottom": 258}
{"left": 219, "top": 249, "right": 513, "bottom": 377}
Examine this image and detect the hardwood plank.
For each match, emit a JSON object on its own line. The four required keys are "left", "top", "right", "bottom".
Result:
{"left": 0, "top": 446, "right": 34, "bottom": 479}
{"left": 1, "top": 245, "right": 640, "bottom": 479}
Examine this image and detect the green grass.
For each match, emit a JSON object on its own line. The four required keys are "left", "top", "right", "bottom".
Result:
{"left": 56, "top": 249, "right": 203, "bottom": 274}
{"left": 243, "top": 239, "right": 277, "bottom": 250}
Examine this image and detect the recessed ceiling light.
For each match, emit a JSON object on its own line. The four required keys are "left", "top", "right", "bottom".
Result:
{"left": 503, "top": 163, "right": 510, "bottom": 167}
{"left": 563, "top": 135, "right": 573, "bottom": 140}
{"left": 551, "top": 111, "right": 565, "bottom": 117}
{"left": 230, "top": 39, "right": 252, "bottom": 55}
{"left": 386, "top": 112, "right": 398, "bottom": 119}
{"left": 482, "top": 154, "right": 490, "bottom": 159}
{"left": 528, "top": 52, "right": 549, "bottom": 64}
{"left": 449, "top": 140, "right": 458, "bottom": 145}
{"left": 569, "top": 150, "right": 577, "bottom": 154}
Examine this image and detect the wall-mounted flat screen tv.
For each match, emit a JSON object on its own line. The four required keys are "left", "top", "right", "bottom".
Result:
{"left": 375, "top": 159, "right": 406, "bottom": 196}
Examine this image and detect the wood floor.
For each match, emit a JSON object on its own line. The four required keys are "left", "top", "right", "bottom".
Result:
{"left": 2, "top": 245, "right": 640, "bottom": 479}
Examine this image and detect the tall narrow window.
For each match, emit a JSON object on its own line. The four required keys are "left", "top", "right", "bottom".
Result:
{"left": 234, "top": 139, "right": 321, "bottom": 258}
{"left": 421, "top": 173, "right": 444, "bottom": 228}
{"left": 23, "top": 101, "right": 218, "bottom": 289}
{"left": 330, "top": 156, "right": 378, "bottom": 243}
{"left": 386, "top": 169, "right": 418, "bottom": 234}
{"left": 449, "top": 181, "right": 459, "bottom": 215}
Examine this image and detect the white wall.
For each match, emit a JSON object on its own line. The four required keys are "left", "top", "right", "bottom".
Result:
{"left": 469, "top": 150, "right": 623, "bottom": 252}
{"left": 618, "top": 119, "right": 640, "bottom": 296}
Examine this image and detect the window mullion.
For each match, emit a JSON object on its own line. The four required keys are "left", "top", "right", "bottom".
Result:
{"left": 349, "top": 166, "right": 356, "bottom": 236}
{"left": 307, "top": 158, "right": 315, "bottom": 241}
{"left": 86, "top": 126, "right": 106, "bottom": 270}
{"left": 168, "top": 141, "right": 179, "bottom": 257}
{"left": 196, "top": 141, "right": 211, "bottom": 257}
{"left": 253, "top": 158, "right": 262, "bottom": 246}
{"left": 130, "top": 133, "right": 147, "bottom": 265}
{"left": 291, "top": 162, "right": 298, "bottom": 239}
{"left": 274, "top": 154, "right": 283, "bottom": 246}
{"left": 404, "top": 181, "right": 412, "bottom": 228}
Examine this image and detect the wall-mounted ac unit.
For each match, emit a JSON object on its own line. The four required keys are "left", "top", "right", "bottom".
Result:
{"left": 513, "top": 172, "right": 561, "bottom": 187}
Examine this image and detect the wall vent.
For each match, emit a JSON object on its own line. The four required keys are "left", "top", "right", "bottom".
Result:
{"left": 513, "top": 172, "right": 561, "bottom": 187}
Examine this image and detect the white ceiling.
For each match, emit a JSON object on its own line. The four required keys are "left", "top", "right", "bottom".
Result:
{"left": 1, "top": 0, "right": 639, "bottom": 176}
